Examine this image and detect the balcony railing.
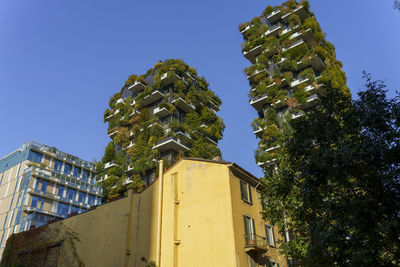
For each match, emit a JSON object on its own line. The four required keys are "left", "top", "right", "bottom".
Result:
{"left": 266, "top": 10, "right": 281, "bottom": 23}
{"left": 281, "top": 5, "right": 309, "bottom": 23}
{"left": 153, "top": 106, "right": 171, "bottom": 118}
{"left": 152, "top": 136, "right": 189, "bottom": 152}
{"left": 244, "top": 234, "right": 268, "bottom": 253}
{"left": 172, "top": 97, "right": 195, "bottom": 113}
{"left": 250, "top": 94, "right": 268, "bottom": 113}
{"left": 141, "top": 90, "right": 164, "bottom": 107}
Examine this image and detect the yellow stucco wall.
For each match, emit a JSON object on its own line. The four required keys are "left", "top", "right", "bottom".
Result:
{"left": 1, "top": 159, "right": 289, "bottom": 267}
{"left": 160, "top": 160, "right": 237, "bottom": 267}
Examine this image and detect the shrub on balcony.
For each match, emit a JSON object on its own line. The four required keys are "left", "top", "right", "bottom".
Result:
{"left": 280, "top": 59, "right": 297, "bottom": 72}
{"left": 263, "top": 6, "right": 274, "bottom": 16}
{"left": 288, "top": 14, "right": 301, "bottom": 27}
{"left": 299, "top": 67, "right": 315, "bottom": 82}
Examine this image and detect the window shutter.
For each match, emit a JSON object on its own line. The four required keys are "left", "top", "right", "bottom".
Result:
{"left": 240, "top": 180, "right": 245, "bottom": 200}
{"left": 248, "top": 184, "right": 253, "bottom": 204}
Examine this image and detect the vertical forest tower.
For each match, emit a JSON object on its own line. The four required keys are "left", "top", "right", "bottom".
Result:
{"left": 239, "top": 0, "right": 349, "bottom": 171}
{"left": 98, "top": 59, "right": 224, "bottom": 198}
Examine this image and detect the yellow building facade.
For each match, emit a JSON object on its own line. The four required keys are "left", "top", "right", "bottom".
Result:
{"left": 1, "top": 158, "right": 288, "bottom": 267}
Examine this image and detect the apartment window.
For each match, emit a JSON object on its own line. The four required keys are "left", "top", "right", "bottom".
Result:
{"left": 78, "top": 192, "right": 86, "bottom": 203}
{"left": 64, "top": 163, "right": 72, "bottom": 175}
{"left": 57, "top": 203, "right": 69, "bottom": 217}
{"left": 82, "top": 170, "right": 88, "bottom": 182}
{"left": 31, "top": 196, "right": 44, "bottom": 210}
{"left": 66, "top": 188, "right": 77, "bottom": 201}
{"left": 58, "top": 185, "right": 65, "bottom": 197}
{"left": 243, "top": 215, "right": 256, "bottom": 245}
{"left": 88, "top": 194, "right": 95, "bottom": 206}
{"left": 54, "top": 160, "right": 63, "bottom": 172}
{"left": 266, "top": 225, "right": 276, "bottom": 246}
{"left": 73, "top": 166, "right": 81, "bottom": 178}
{"left": 31, "top": 196, "right": 38, "bottom": 208}
{"left": 28, "top": 151, "right": 43, "bottom": 164}
{"left": 41, "top": 180, "right": 48, "bottom": 193}
{"left": 240, "top": 180, "right": 253, "bottom": 204}
{"left": 70, "top": 206, "right": 79, "bottom": 214}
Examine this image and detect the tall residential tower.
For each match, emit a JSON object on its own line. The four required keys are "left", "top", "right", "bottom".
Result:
{"left": 239, "top": 0, "right": 349, "bottom": 171}
{"left": 0, "top": 141, "right": 101, "bottom": 258}
{"left": 98, "top": 59, "right": 224, "bottom": 199}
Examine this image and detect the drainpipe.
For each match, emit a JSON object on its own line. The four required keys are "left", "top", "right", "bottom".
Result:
{"left": 156, "top": 160, "right": 164, "bottom": 266}
{"left": 124, "top": 188, "right": 134, "bottom": 267}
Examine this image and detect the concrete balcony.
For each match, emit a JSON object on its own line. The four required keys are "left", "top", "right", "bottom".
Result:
{"left": 247, "top": 69, "right": 267, "bottom": 83}
{"left": 296, "top": 56, "right": 325, "bottom": 72}
{"left": 108, "top": 129, "right": 118, "bottom": 138}
{"left": 153, "top": 136, "right": 189, "bottom": 153}
{"left": 253, "top": 127, "right": 264, "bottom": 137}
{"left": 243, "top": 45, "right": 263, "bottom": 64}
{"left": 205, "top": 136, "right": 218, "bottom": 145}
{"left": 141, "top": 90, "right": 164, "bottom": 107}
{"left": 172, "top": 97, "right": 195, "bottom": 113}
{"left": 130, "top": 99, "right": 137, "bottom": 106}
{"left": 281, "top": 5, "right": 309, "bottom": 23}
{"left": 116, "top": 98, "right": 125, "bottom": 105}
{"left": 282, "top": 39, "right": 305, "bottom": 52}
{"left": 128, "top": 81, "right": 146, "bottom": 94}
{"left": 250, "top": 94, "right": 268, "bottom": 113}
{"left": 122, "top": 178, "right": 133, "bottom": 185}
{"left": 266, "top": 10, "right": 281, "bottom": 23}
{"left": 291, "top": 77, "right": 310, "bottom": 89}
{"left": 161, "top": 72, "right": 186, "bottom": 86}
{"left": 240, "top": 25, "right": 251, "bottom": 35}
{"left": 126, "top": 141, "right": 135, "bottom": 149}
{"left": 257, "top": 158, "right": 278, "bottom": 168}
{"left": 129, "top": 109, "right": 141, "bottom": 117}
{"left": 104, "top": 162, "right": 117, "bottom": 170}
{"left": 175, "top": 131, "right": 191, "bottom": 140}
{"left": 244, "top": 234, "right": 268, "bottom": 253}
{"left": 153, "top": 106, "right": 171, "bottom": 118}
{"left": 291, "top": 112, "right": 304, "bottom": 120}
{"left": 307, "top": 94, "right": 319, "bottom": 103}
{"left": 209, "top": 100, "right": 221, "bottom": 112}
{"left": 182, "top": 71, "right": 195, "bottom": 82}
{"left": 105, "top": 109, "right": 120, "bottom": 121}
{"left": 264, "top": 24, "right": 281, "bottom": 38}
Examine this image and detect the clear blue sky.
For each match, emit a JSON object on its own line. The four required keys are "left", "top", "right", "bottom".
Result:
{"left": 1, "top": 0, "right": 399, "bottom": 177}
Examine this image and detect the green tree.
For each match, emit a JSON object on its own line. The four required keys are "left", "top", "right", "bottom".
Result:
{"left": 261, "top": 73, "right": 400, "bottom": 265}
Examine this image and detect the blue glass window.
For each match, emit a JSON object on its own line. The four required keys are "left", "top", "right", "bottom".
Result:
{"left": 82, "top": 170, "right": 88, "bottom": 182}
{"left": 73, "top": 166, "right": 81, "bottom": 177}
{"left": 41, "top": 180, "right": 48, "bottom": 193}
{"left": 70, "top": 206, "right": 79, "bottom": 214}
{"left": 28, "top": 151, "right": 43, "bottom": 164}
{"left": 64, "top": 163, "right": 72, "bottom": 175}
{"left": 57, "top": 203, "right": 69, "bottom": 217}
{"left": 66, "top": 188, "right": 76, "bottom": 201}
{"left": 97, "top": 197, "right": 102, "bottom": 205}
{"left": 78, "top": 192, "right": 86, "bottom": 203}
{"left": 88, "top": 195, "right": 95, "bottom": 206}
{"left": 80, "top": 208, "right": 87, "bottom": 213}
{"left": 54, "top": 160, "right": 63, "bottom": 172}
{"left": 58, "top": 185, "right": 65, "bottom": 197}
{"left": 31, "top": 196, "right": 38, "bottom": 208}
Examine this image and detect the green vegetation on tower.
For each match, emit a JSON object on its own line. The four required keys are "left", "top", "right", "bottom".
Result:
{"left": 98, "top": 59, "right": 225, "bottom": 200}
{"left": 239, "top": 0, "right": 350, "bottom": 170}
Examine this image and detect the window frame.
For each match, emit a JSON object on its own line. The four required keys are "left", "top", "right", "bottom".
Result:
{"left": 240, "top": 180, "right": 253, "bottom": 204}
{"left": 265, "top": 224, "right": 276, "bottom": 247}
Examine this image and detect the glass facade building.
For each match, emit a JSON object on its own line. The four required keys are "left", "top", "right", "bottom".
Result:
{"left": 0, "top": 141, "right": 102, "bottom": 258}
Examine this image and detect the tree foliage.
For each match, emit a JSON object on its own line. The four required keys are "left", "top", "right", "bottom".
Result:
{"left": 261, "top": 73, "right": 400, "bottom": 265}
{"left": 394, "top": 0, "right": 400, "bottom": 11}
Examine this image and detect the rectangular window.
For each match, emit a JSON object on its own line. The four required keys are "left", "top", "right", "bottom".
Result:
{"left": 243, "top": 215, "right": 256, "bottom": 246}
{"left": 70, "top": 206, "right": 79, "bottom": 214}
{"left": 266, "top": 225, "right": 276, "bottom": 246}
{"left": 88, "top": 194, "right": 95, "bottom": 206}
{"left": 73, "top": 166, "right": 81, "bottom": 177}
{"left": 240, "top": 180, "right": 253, "bottom": 204}
{"left": 78, "top": 192, "right": 86, "bottom": 203}
{"left": 31, "top": 196, "right": 39, "bottom": 208}
{"left": 41, "top": 180, "right": 48, "bottom": 193}
{"left": 57, "top": 203, "right": 69, "bottom": 217}
{"left": 28, "top": 151, "right": 43, "bottom": 164}
{"left": 58, "top": 185, "right": 65, "bottom": 197}
{"left": 67, "top": 188, "right": 77, "bottom": 201}
{"left": 82, "top": 170, "right": 88, "bottom": 182}
{"left": 64, "top": 163, "right": 72, "bottom": 175}
{"left": 54, "top": 160, "right": 63, "bottom": 172}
